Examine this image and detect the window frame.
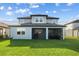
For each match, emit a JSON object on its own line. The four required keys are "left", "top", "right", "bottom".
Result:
{"left": 22, "top": 31, "right": 25, "bottom": 35}
{"left": 17, "top": 31, "right": 21, "bottom": 35}
{"left": 35, "top": 18, "right": 38, "bottom": 22}
{"left": 40, "top": 18, "right": 43, "bottom": 22}
{"left": 17, "top": 31, "right": 25, "bottom": 35}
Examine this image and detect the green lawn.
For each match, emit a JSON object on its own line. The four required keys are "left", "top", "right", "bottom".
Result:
{"left": 0, "top": 39, "right": 79, "bottom": 56}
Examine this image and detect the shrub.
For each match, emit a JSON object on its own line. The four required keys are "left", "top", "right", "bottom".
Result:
{"left": 0, "top": 34, "right": 9, "bottom": 39}
{"left": 0, "top": 35, "right": 3, "bottom": 38}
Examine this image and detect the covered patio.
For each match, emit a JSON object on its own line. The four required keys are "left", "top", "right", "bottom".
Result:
{"left": 32, "top": 27, "right": 64, "bottom": 40}
{"left": 48, "top": 28, "right": 63, "bottom": 39}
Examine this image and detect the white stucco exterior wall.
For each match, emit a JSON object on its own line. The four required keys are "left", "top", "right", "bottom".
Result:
{"left": 73, "top": 23, "right": 79, "bottom": 28}
{"left": 65, "top": 23, "right": 79, "bottom": 30}
{"left": 10, "top": 27, "right": 32, "bottom": 39}
{"left": 65, "top": 23, "right": 73, "bottom": 30}
{"left": 65, "top": 23, "right": 79, "bottom": 37}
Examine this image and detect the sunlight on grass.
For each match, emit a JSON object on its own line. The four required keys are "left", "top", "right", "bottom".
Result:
{"left": 65, "top": 36, "right": 78, "bottom": 40}
{"left": 0, "top": 39, "right": 79, "bottom": 56}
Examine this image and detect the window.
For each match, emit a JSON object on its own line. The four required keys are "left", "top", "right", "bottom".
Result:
{"left": 40, "top": 18, "right": 43, "bottom": 22}
{"left": 36, "top": 19, "right": 38, "bottom": 22}
{"left": 36, "top": 18, "right": 38, "bottom": 22}
{"left": 40, "top": 19, "right": 42, "bottom": 22}
{"left": 17, "top": 31, "right": 20, "bottom": 35}
{"left": 22, "top": 31, "right": 25, "bottom": 35}
{"left": 17, "top": 31, "right": 25, "bottom": 35}
{"left": 17, "top": 28, "right": 26, "bottom": 35}
{"left": 35, "top": 17, "right": 43, "bottom": 22}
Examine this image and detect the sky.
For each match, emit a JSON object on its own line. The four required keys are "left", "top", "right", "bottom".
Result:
{"left": 0, "top": 3, "right": 79, "bottom": 25}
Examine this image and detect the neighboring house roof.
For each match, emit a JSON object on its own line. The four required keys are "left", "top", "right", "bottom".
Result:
{"left": 17, "top": 14, "right": 59, "bottom": 19}
{"left": 0, "top": 22, "right": 8, "bottom": 28}
{"left": 73, "top": 27, "right": 79, "bottom": 30}
{"left": 65, "top": 19, "right": 79, "bottom": 25}
{"left": 9, "top": 23, "right": 65, "bottom": 27}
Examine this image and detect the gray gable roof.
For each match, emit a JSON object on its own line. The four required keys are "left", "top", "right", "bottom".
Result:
{"left": 65, "top": 19, "right": 79, "bottom": 25}
{"left": 10, "top": 23, "right": 65, "bottom": 27}
{"left": 0, "top": 22, "right": 8, "bottom": 28}
{"left": 73, "top": 27, "right": 79, "bottom": 30}
{"left": 17, "top": 14, "right": 59, "bottom": 19}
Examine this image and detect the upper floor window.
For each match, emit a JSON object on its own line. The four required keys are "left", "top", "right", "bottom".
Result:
{"left": 40, "top": 18, "right": 43, "bottom": 22}
{"left": 36, "top": 19, "right": 38, "bottom": 22}
{"left": 40, "top": 19, "right": 42, "bottom": 22}
{"left": 35, "top": 18, "right": 43, "bottom": 22}
{"left": 36, "top": 18, "right": 38, "bottom": 22}
{"left": 32, "top": 17, "right": 45, "bottom": 23}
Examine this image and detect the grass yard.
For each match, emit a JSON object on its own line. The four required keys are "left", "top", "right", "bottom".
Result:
{"left": 0, "top": 39, "right": 79, "bottom": 56}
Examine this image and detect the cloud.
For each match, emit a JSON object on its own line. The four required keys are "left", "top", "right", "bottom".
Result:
{"left": 64, "top": 14, "right": 79, "bottom": 24}
{"left": 0, "top": 17, "right": 18, "bottom": 25}
{"left": 61, "top": 9, "right": 71, "bottom": 12}
{"left": 53, "top": 10, "right": 57, "bottom": 13}
{"left": 73, "top": 14, "right": 79, "bottom": 19}
{"left": 15, "top": 7, "right": 18, "bottom": 9}
{"left": 16, "top": 3, "right": 21, "bottom": 5}
{"left": 55, "top": 3, "right": 60, "bottom": 6}
{"left": 76, "top": 14, "right": 79, "bottom": 18}
{"left": 40, "top": 3, "right": 46, "bottom": 6}
{"left": 15, "top": 8, "right": 30, "bottom": 14}
{"left": 45, "top": 11, "right": 49, "bottom": 13}
{"left": 26, "top": 8, "right": 30, "bottom": 11}
{"left": 6, "top": 18, "right": 13, "bottom": 21}
{"left": 28, "top": 11, "right": 32, "bottom": 14}
{"left": 67, "top": 3, "right": 73, "bottom": 6}
{"left": 0, "top": 6, "right": 4, "bottom": 10}
{"left": 29, "top": 4, "right": 40, "bottom": 8}
{"left": 6, "top": 11, "right": 13, "bottom": 16}
{"left": 31, "top": 5, "right": 39, "bottom": 8}
{"left": 7, "top": 6, "right": 12, "bottom": 10}
{"left": 45, "top": 10, "right": 57, "bottom": 14}
{"left": 67, "top": 14, "right": 79, "bottom": 22}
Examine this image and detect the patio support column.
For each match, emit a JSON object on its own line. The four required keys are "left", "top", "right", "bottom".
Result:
{"left": 77, "top": 30, "right": 79, "bottom": 37}
{"left": 2, "top": 28, "right": 5, "bottom": 38}
{"left": 63, "top": 28, "right": 64, "bottom": 40}
{"left": 46, "top": 27, "right": 48, "bottom": 40}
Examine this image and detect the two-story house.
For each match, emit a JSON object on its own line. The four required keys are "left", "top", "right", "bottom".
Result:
{"left": 9, "top": 14, "right": 65, "bottom": 40}
{"left": 65, "top": 19, "right": 79, "bottom": 37}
